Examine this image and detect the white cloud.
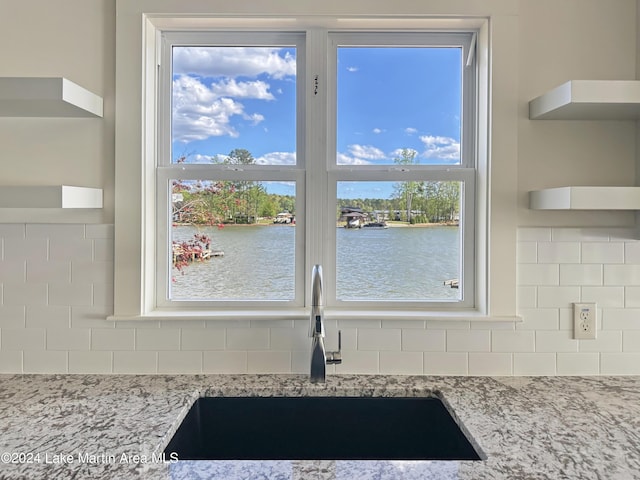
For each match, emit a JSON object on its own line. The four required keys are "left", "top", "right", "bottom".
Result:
{"left": 172, "top": 75, "right": 269, "bottom": 142}
{"left": 336, "top": 152, "right": 372, "bottom": 165}
{"left": 419, "top": 135, "right": 460, "bottom": 161}
{"left": 347, "top": 66, "right": 358, "bottom": 72}
{"left": 210, "top": 79, "right": 275, "bottom": 100}
{"left": 255, "top": 152, "right": 296, "bottom": 165}
{"left": 405, "top": 127, "right": 418, "bottom": 135}
{"left": 347, "top": 144, "right": 386, "bottom": 160}
{"left": 173, "top": 47, "right": 296, "bottom": 79}
{"left": 372, "top": 128, "right": 384, "bottom": 134}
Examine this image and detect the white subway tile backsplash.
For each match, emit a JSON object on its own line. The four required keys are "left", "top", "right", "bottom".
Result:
{"left": 535, "top": 330, "right": 578, "bottom": 352}
{"left": 0, "top": 260, "right": 25, "bottom": 282}
{"left": 2, "top": 223, "right": 640, "bottom": 376}
{"left": 26, "top": 224, "right": 85, "bottom": 239}
{"left": 49, "top": 238, "right": 93, "bottom": 262}
{"left": 517, "top": 286, "right": 537, "bottom": 309}
{"left": 468, "top": 353, "right": 512, "bottom": 375}
{"left": 203, "top": 351, "right": 247, "bottom": 373}
{"left": 247, "top": 351, "right": 291, "bottom": 373}
{"left": 622, "top": 331, "right": 640, "bottom": 352}
{"left": 602, "top": 309, "right": 640, "bottom": 330}
{"left": 492, "top": 331, "right": 535, "bottom": 352}
{"left": 1, "top": 328, "right": 45, "bottom": 350}
{"left": 23, "top": 350, "right": 67, "bottom": 373}
{"left": 158, "top": 351, "right": 202, "bottom": 373}
{"left": 537, "top": 286, "right": 581, "bottom": 308}
{"left": 181, "top": 328, "right": 225, "bottom": 351}
{"left": 3, "top": 283, "right": 47, "bottom": 306}
{"left": 578, "top": 331, "right": 622, "bottom": 353}
{"left": 3, "top": 238, "right": 47, "bottom": 261}
{"left": 601, "top": 353, "right": 640, "bottom": 374}
{"left": 0, "top": 351, "right": 22, "bottom": 373}
{"left": 513, "top": 353, "right": 556, "bottom": 375}
{"left": 516, "top": 308, "right": 559, "bottom": 330}
{"left": 92, "top": 282, "right": 114, "bottom": 307}
{"left": 604, "top": 265, "right": 640, "bottom": 286}
{"left": 379, "top": 351, "right": 423, "bottom": 375}
{"left": 518, "top": 264, "right": 559, "bottom": 285}
{"left": 537, "top": 242, "right": 580, "bottom": 264}
{"left": 69, "top": 351, "right": 112, "bottom": 373}
{"left": 625, "top": 242, "right": 640, "bottom": 264}
{"left": 71, "top": 305, "right": 114, "bottom": 328}
{"left": 113, "top": 351, "right": 157, "bottom": 374}
{"left": 358, "top": 328, "right": 401, "bottom": 351}
{"left": 557, "top": 353, "right": 600, "bottom": 375}
{"left": 0, "top": 305, "right": 25, "bottom": 329}
{"left": 92, "top": 328, "right": 135, "bottom": 351}
{"left": 517, "top": 228, "right": 551, "bottom": 242}
{"left": 559, "top": 264, "right": 602, "bottom": 286}
{"left": 401, "top": 329, "right": 445, "bottom": 352}
{"left": 446, "top": 330, "right": 491, "bottom": 352}
{"left": 582, "top": 242, "right": 624, "bottom": 264}
{"left": 226, "top": 328, "right": 269, "bottom": 350}
{"left": 93, "top": 239, "right": 114, "bottom": 262}
{"left": 26, "top": 261, "right": 71, "bottom": 283}
{"left": 424, "top": 352, "right": 467, "bottom": 375}
{"left": 625, "top": 287, "right": 640, "bottom": 307}
{"left": 581, "top": 286, "right": 625, "bottom": 308}
{"left": 516, "top": 242, "right": 537, "bottom": 264}
{"left": 85, "top": 224, "right": 114, "bottom": 239}
{"left": 0, "top": 225, "right": 25, "bottom": 239}
{"left": 71, "top": 261, "right": 113, "bottom": 284}
{"left": 551, "top": 228, "right": 609, "bottom": 242}
{"left": 26, "top": 305, "right": 70, "bottom": 329}
{"left": 47, "top": 328, "right": 91, "bottom": 351}
{"left": 136, "top": 328, "right": 180, "bottom": 351}
{"left": 335, "top": 350, "right": 379, "bottom": 374}
{"left": 48, "top": 282, "right": 93, "bottom": 306}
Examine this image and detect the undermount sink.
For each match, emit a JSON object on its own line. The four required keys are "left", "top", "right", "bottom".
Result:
{"left": 163, "top": 396, "right": 485, "bottom": 461}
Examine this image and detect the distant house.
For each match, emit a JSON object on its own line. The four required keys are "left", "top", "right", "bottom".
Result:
{"left": 339, "top": 206, "right": 367, "bottom": 228}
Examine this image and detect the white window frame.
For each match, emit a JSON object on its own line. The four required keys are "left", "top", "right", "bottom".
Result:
{"left": 323, "top": 32, "right": 476, "bottom": 310}
{"left": 156, "top": 32, "right": 306, "bottom": 309}
{"left": 112, "top": 3, "right": 520, "bottom": 322}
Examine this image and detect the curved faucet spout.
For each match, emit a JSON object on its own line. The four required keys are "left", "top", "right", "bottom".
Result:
{"left": 309, "top": 265, "right": 341, "bottom": 383}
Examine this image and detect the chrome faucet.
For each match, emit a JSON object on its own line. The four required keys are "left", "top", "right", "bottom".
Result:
{"left": 309, "top": 265, "right": 341, "bottom": 383}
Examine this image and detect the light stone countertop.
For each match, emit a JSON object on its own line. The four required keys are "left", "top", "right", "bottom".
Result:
{"left": 0, "top": 374, "right": 639, "bottom": 479}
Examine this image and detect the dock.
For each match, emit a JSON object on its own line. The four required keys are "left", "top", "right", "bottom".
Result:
{"left": 444, "top": 279, "right": 459, "bottom": 289}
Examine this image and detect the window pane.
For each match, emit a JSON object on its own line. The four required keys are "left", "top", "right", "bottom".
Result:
{"left": 336, "top": 47, "right": 461, "bottom": 166}
{"left": 170, "top": 180, "right": 296, "bottom": 300}
{"left": 172, "top": 46, "right": 297, "bottom": 165}
{"left": 336, "top": 181, "right": 461, "bottom": 301}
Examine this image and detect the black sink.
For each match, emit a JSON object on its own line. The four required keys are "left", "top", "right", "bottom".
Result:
{"left": 163, "top": 396, "right": 484, "bottom": 461}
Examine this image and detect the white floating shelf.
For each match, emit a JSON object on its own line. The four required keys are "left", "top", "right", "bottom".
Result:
{"left": 529, "top": 80, "right": 640, "bottom": 120}
{"left": 530, "top": 187, "right": 640, "bottom": 210}
{"left": 0, "top": 186, "right": 103, "bottom": 209}
{"left": 0, "top": 77, "right": 103, "bottom": 117}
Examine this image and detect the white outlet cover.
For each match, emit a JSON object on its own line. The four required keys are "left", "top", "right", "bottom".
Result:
{"left": 573, "top": 303, "right": 597, "bottom": 340}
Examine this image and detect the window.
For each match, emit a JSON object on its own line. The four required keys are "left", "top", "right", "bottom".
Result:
{"left": 156, "top": 28, "right": 477, "bottom": 311}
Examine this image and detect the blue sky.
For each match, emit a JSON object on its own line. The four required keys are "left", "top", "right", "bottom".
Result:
{"left": 172, "top": 45, "right": 461, "bottom": 198}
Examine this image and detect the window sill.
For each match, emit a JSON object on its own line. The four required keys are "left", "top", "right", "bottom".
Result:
{"left": 107, "top": 308, "right": 521, "bottom": 323}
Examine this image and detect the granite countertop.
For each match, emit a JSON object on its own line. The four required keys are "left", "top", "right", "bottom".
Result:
{"left": 0, "top": 374, "right": 639, "bottom": 479}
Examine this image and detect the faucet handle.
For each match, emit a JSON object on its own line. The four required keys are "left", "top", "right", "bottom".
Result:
{"left": 326, "top": 330, "right": 342, "bottom": 365}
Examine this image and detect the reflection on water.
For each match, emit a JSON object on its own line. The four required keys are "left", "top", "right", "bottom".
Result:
{"left": 171, "top": 225, "right": 460, "bottom": 301}
{"left": 337, "top": 226, "right": 460, "bottom": 301}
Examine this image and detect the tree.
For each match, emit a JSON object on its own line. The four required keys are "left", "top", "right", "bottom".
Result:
{"left": 392, "top": 148, "right": 422, "bottom": 223}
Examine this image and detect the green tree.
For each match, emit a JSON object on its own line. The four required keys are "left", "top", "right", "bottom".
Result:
{"left": 392, "top": 148, "right": 422, "bottom": 223}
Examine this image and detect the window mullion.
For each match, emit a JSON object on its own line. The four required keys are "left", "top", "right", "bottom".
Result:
{"left": 304, "top": 28, "right": 329, "bottom": 305}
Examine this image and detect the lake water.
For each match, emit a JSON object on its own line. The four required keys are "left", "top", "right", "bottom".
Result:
{"left": 171, "top": 225, "right": 460, "bottom": 301}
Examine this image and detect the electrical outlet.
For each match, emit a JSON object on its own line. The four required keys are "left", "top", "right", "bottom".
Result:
{"left": 573, "top": 303, "right": 597, "bottom": 340}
